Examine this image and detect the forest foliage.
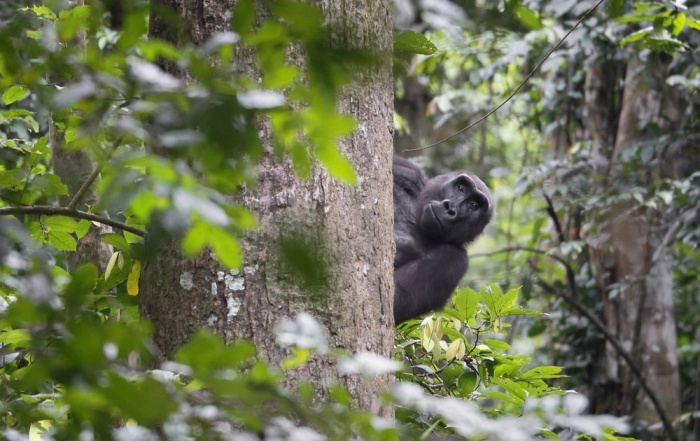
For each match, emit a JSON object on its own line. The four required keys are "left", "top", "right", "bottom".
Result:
{"left": 1, "top": 0, "right": 699, "bottom": 440}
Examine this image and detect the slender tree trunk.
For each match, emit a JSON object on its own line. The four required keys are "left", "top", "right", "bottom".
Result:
{"left": 140, "top": 0, "right": 394, "bottom": 416}
{"left": 586, "top": 53, "right": 681, "bottom": 425}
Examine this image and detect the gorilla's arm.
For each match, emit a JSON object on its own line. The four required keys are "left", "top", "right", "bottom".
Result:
{"left": 393, "top": 157, "right": 426, "bottom": 268}
{"left": 394, "top": 244, "right": 468, "bottom": 324}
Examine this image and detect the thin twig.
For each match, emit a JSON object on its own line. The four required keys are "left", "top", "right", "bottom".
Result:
{"left": 543, "top": 193, "right": 566, "bottom": 244}
{"left": 405, "top": 0, "right": 605, "bottom": 152}
{"left": 68, "top": 135, "right": 124, "bottom": 210}
{"left": 0, "top": 206, "right": 145, "bottom": 237}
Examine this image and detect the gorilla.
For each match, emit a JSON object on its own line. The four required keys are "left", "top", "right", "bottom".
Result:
{"left": 393, "top": 156, "right": 494, "bottom": 324}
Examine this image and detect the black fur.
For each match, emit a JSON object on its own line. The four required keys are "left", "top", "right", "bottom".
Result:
{"left": 393, "top": 156, "right": 493, "bottom": 324}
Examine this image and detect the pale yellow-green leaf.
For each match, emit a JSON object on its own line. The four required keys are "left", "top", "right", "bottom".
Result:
{"left": 434, "top": 317, "right": 443, "bottom": 339}
{"left": 456, "top": 339, "right": 466, "bottom": 359}
{"left": 431, "top": 335, "right": 441, "bottom": 359}
{"left": 127, "top": 261, "right": 141, "bottom": 296}
{"left": 421, "top": 325, "right": 434, "bottom": 352}
{"left": 446, "top": 339, "right": 462, "bottom": 361}
{"left": 105, "top": 251, "right": 119, "bottom": 280}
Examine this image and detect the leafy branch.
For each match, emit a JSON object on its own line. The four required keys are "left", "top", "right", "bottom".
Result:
{"left": 0, "top": 206, "right": 145, "bottom": 237}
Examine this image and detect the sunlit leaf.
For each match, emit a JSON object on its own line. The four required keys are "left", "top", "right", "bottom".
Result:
{"left": 105, "top": 252, "right": 120, "bottom": 280}
{"left": 515, "top": 5, "right": 542, "bottom": 30}
{"left": 2, "top": 85, "right": 30, "bottom": 105}
{"left": 393, "top": 31, "right": 438, "bottom": 55}
{"left": 208, "top": 227, "right": 242, "bottom": 268}
{"left": 483, "top": 339, "right": 511, "bottom": 351}
{"left": 101, "top": 233, "right": 131, "bottom": 252}
{"left": 127, "top": 261, "right": 141, "bottom": 296}
{"left": 42, "top": 216, "right": 78, "bottom": 233}
{"left": 232, "top": 0, "right": 255, "bottom": 39}
{"left": 47, "top": 231, "right": 77, "bottom": 251}
{"left": 30, "top": 173, "right": 69, "bottom": 196}
{"left": 316, "top": 146, "right": 356, "bottom": 184}
{"left": 672, "top": 12, "right": 686, "bottom": 36}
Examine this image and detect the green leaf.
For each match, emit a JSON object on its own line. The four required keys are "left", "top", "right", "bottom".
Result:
{"left": 207, "top": 226, "right": 242, "bottom": 268}
{"left": 48, "top": 231, "right": 77, "bottom": 251}
{"left": 232, "top": 0, "right": 255, "bottom": 39}
{"left": 30, "top": 173, "right": 69, "bottom": 196}
{"left": 671, "top": 12, "right": 686, "bottom": 36}
{"left": 75, "top": 219, "right": 91, "bottom": 240}
{"left": 458, "top": 371, "right": 478, "bottom": 395}
{"left": 22, "top": 5, "right": 57, "bottom": 20}
{"left": 515, "top": 5, "right": 542, "bottom": 30}
{"left": 104, "top": 374, "right": 177, "bottom": 426}
{"left": 0, "top": 169, "right": 26, "bottom": 191}
{"left": 316, "top": 146, "right": 356, "bottom": 184}
{"left": 452, "top": 287, "right": 479, "bottom": 320}
{"left": 483, "top": 339, "right": 511, "bottom": 351}
{"left": 175, "top": 330, "right": 256, "bottom": 376}
{"left": 492, "top": 377, "right": 528, "bottom": 401}
{"left": 64, "top": 264, "right": 98, "bottom": 308}
{"left": 0, "top": 329, "right": 31, "bottom": 347}
{"left": 605, "top": 0, "right": 625, "bottom": 18}
{"left": 2, "top": 85, "right": 30, "bottom": 105}
{"left": 521, "top": 366, "right": 565, "bottom": 379}
{"left": 101, "top": 232, "right": 132, "bottom": 252}
{"left": 117, "top": 8, "right": 148, "bottom": 51}
{"left": 42, "top": 216, "right": 78, "bottom": 233}
{"left": 57, "top": 5, "right": 92, "bottom": 41}
{"left": 687, "top": 17, "right": 700, "bottom": 31}
{"left": 393, "top": 31, "right": 438, "bottom": 55}
{"left": 182, "top": 221, "right": 210, "bottom": 257}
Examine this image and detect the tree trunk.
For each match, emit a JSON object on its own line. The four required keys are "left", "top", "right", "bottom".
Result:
{"left": 140, "top": 0, "right": 394, "bottom": 416}
{"left": 586, "top": 53, "right": 681, "bottom": 426}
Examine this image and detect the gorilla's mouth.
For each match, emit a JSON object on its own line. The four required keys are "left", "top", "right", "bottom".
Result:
{"left": 429, "top": 204, "right": 444, "bottom": 230}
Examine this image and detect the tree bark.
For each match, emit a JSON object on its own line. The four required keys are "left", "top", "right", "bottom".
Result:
{"left": 140, "top": 0, "right": 394, "bottom": 416}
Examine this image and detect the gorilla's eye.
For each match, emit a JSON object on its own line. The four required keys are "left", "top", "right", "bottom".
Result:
{"left": 456, "top": 184, "right": 465, "bottom": 193}
{"left": 467, "top": 201, "right": 479, "bottom": 210}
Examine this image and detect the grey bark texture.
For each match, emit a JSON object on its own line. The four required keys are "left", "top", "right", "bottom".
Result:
{"left": 141, "top": 0, "right": 395, "bottom": 416}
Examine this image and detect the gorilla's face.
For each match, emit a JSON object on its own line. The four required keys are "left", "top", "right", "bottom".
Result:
{"left": 415, "top": 171, "right": 494, "bottom": 245}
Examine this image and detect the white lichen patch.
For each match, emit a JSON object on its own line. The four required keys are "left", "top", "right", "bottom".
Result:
{"left": 224, "top": 273, "right": 245, "bottom": 291}
{"left": 362, "top": 264, "right": 370, "bottom": 276}
{"left": 180, "top": 272, "right": 194, "bottom": 290}
{"left": 230, "top": 268, "right": 240, "bottom": 276}
{"left": 217, "top": 271, "right": 225, "bottom": 282}
{"left": 207, "top": 315, "right": 219, "bottom": 327}
{"left": 226, "top": 295, "right": 242, "bottom": 320}
{"left": 244, "top": 265, "right": 257, "bottom": 275}
{"left": 211, "top": 282, "right": 218, "bottom": 296}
